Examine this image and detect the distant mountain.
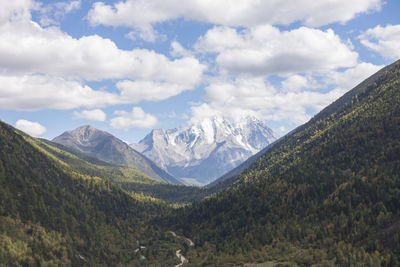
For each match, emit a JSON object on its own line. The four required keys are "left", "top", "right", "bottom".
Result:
{"left": 36, "top": 136, "right": 209, "bottom": 204}
{"left": 53, "top": 125, "right": 182, "bottom": 184}
{"left": 132, "top": 116, "right": 278, "bottom": 185}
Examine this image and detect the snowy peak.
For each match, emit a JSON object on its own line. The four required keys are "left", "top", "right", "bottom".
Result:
{"left": 183, "top": 116, "right": 278, "bottom": 152}
{"left": 132, "top": 116, "right": 279, "bottom": 185}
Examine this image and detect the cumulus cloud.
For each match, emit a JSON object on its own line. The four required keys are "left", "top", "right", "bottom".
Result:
{"left": 117, "top": 80, "right": 194, "bottom": 103}
{"left": 191, "top": 62, "right": 382, "bottom": 125}
{"left": 281, "top": 75, "right": 318, "bottom": 93}
{"left": 196, "top": 25, "right": 358, "bottom": 76}
{"left": 0, "top": 74, "right": 121, "bottom": 111}
{"left": 0, "top": 19, "right": 205, "bottom": 82}
{"left": 0, "top": 0, "right": 35, "bottom": 24}
{"left": 15, "top": 119, "right": 46, "bottom": 136}
{"left": 359, "top": 24, "right": 400, "bottom": 59}
{"left": 87, "top": 0, "right": 382, "bottom": 41}
{"left": 110, "top": 107, "right": 157, "bottom": 129}
{"left": 199, "top": 76, "right": 316, "bottom": 124}
{"left": 73, "top": 109, "right": 107, "bottom": 121}
{"left": 326, "top": 62, "right": 383, "bottom": 90}
{"left": 0, "top": 1, "right": 205, "bottom": 111}
{"left": 0, "top": 71, "right": 208, "bottom": 111}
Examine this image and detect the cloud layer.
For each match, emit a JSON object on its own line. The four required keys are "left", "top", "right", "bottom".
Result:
{"left": 0, "top": 0, "right": 205, "bottom": 112}
{"left": 0, "top": 74, "right": 120, "bottom": 110}
{"left": 194, "top": 62, "right": 382, "bottom": 125}
{"left": 88, "top": 0, "right": 382, "bottom": 41}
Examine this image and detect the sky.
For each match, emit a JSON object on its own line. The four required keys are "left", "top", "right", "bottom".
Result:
{"left": 0, "top": 0, "right": 399, "bottom": 143}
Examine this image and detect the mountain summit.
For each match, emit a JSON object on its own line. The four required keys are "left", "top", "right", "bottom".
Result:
{"left": 132, "top": 116, "right": 278, "bottom": 185}
{"left": 53, "top": 125, "right": 181, "bottom": 184}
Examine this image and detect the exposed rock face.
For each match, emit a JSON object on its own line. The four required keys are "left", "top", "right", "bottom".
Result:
{"left": 132, "top": 117, "right": 278, "bottom": 185}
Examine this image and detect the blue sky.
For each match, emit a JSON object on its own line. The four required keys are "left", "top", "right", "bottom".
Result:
{"left": 0, "top": 0, "right": 399, "bottom": 143}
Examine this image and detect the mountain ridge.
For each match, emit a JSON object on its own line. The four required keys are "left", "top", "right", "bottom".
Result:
{"left": 132, "top": 116, "right": 278, "bottom": 185}
{"left": 53, "top": 125, "right": 182, "bottom": 184}
{"left": 168, "top": 59, "right": 400, "bottom": 265}
{"left": 209, "top": 59, "right": 400, "bottom": 188}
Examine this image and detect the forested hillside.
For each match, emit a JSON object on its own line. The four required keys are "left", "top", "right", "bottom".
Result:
{"left": 166, "top": 60, "right": 400, "bottom": 265}
{"left": 0, "top": 121, "right": 183, "bottom": 266}
{"left": 29, "top": 135, "right": 209, "bottom": 203}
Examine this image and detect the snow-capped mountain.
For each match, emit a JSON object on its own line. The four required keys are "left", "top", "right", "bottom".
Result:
{"left": 131, "top": 116, "right": 279, "bottom": 185}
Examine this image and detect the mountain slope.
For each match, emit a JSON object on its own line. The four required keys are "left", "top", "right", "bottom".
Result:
{"left": 53, "top": 125, "right": 182, "bottom": 184}
{"left": 133, "top": 116, "right": 278, "bottom": 185}
{"left": 168, "top": 60, "right": 400, "bottom": 265}
{"left": 31, "top": 136, "right": 210, "bottom": 203}
{"left": 0, "top": 120, "right": 185, "bottom": 266}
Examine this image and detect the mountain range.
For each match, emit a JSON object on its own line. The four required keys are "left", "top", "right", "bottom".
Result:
{"left": 52, "top": 125, "right": 182, "bottom": 184}
{"left": 132, "top": 116, "right": 278, "bottom": 185}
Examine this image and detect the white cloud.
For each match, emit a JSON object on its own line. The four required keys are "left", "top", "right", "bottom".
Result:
{"left": 0, "top": 19, "right": 205, "bottom": 82}
{"left": 125, "top": 26, "right": 165, "bottom": 43}
{"left": 0, "top": 0, "right": 35, "bottom": 24}
{"left": 87, "top": 0, "right": 382, "bottom": 41}
{"left": 0, "top": 70, "right": 204, "bottom": 111}
{"left": 73, "top": 109, "right": 106, "bottom": 121}
{"left": 61, "top": 1, "right": 81, "bottom": 13}
{"left": 0, "top": 74, "right": 121, "bottom": 111}
{"left": 170, "top": 41, "right": 192, "bottom": 58}
{"left": 0, "top": 72, "right": 205, "bottom": 111}
{"left": 15, "top": 119, "right": 46, "bottom": 136}
{"left": 327, "top": 62, "right": 383, "bottom": 90}
{"left": 359, "top": 24, "right": 400, "bottom": 59}
{"left": 196, "top": 25, "right": 358, "bottom": 76}
{"left": 0, "top": 2, "right": 205, "bottom": 111}
{"left": 110, "top": 107, "right": 157, "bottom": 129}
{"left": 199, "top": 76, "right": 315, "bottom": 124}
{"left": 281, "top": 75, "right": 318, "bottom": 93}
{"left": 117, "top": 80, "right": 194, "bottom": 103}
{"left": 191, "top": 62, "right": 382, "bottom": 125}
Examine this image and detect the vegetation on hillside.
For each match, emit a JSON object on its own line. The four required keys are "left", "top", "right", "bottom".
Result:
{"left": 33, "top": 136, "right": 211, "bottom": 203}
{"left": 0, "top": 120, "right": 182, "bottom": 266}
{"left": 165, "top": 60, "right": 400, "bottom": 265}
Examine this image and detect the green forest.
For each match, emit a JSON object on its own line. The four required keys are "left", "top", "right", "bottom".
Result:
{"left": 1, "top": 59, "right": 400, "bottom": 266}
